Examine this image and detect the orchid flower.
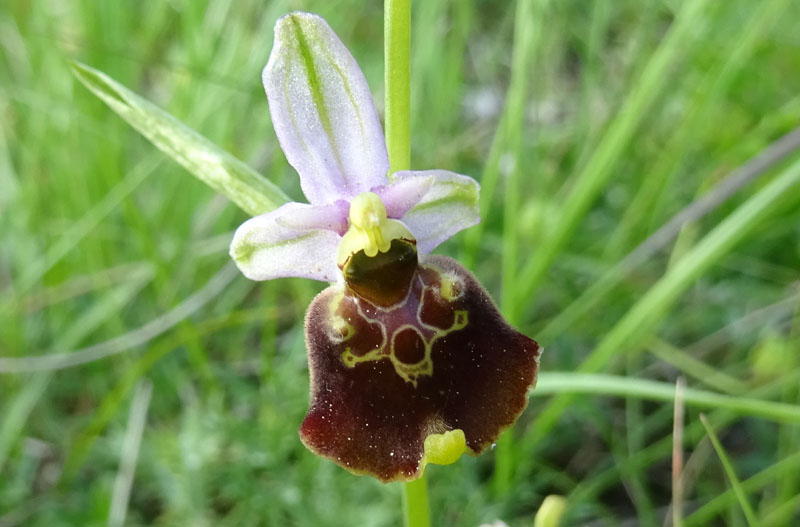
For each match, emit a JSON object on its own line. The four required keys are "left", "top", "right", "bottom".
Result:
{"left": 230, "top": 12, "right": 540, "bottom": 482}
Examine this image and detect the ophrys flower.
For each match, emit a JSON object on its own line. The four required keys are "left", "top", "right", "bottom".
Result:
{"left": 230, "top": 12, "right": 540, "bottom": 482}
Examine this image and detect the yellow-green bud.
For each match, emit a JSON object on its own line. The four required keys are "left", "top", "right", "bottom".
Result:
{"left": 422, "top": 429, "right": 467, "bottom": 466}
{"left": 533, "top": 495, "right": 567, "bottom": 527}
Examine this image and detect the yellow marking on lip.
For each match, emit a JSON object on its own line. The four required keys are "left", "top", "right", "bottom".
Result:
{"left": 327, "top": 290, "right": 356, "bottom": 343}
{"left": 341, "top": 345, "right": 383, "bottom": 367}
{"left": 439, "top": 274, "right": 462, "bottom": 301}
{"left": 337, "top": 293, "right": 469, "bottom": 387}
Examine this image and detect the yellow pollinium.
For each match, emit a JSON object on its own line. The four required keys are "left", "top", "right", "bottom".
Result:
{"left": 421, "top": 429, "right": 466, "bottom": 467}
{"left": 337, "top": 192, "right": 415, "bottom": 266}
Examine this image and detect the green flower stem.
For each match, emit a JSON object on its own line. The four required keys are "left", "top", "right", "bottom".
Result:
{"left": 402, "top": 475, "right": 430, "bottom": 527}
{"left": 385, "top": 0, "right": 411, "bottom": 173}
{"left": 385, "top": 1, "right": 429, "bottom": 526}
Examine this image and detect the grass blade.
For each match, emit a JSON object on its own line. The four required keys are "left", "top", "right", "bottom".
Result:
{"left": 11, "top": 158, "right": 159, "bottom": 294}
{"left": 0, "top": 374, "right": 51, "bottom": 473}
{"left": 494, "top": 0, "right": 550, "bottom": 494}
{"left": 699, "top": 414, "right": 759, "bottom": 526}
{"left": 684, "top": 450, "right": 800, "bottom": 526}
{"left": 72, "top": 62, "right": 289, "bottom": 216}
{"left": 537, "top": 122, "right": 800, "bottom": 345}
{"left": 108, "top": 379, "right": 153, "bottom": 527}
{"left": 672, "top": 378, "right": 686, "bottom": 527}
{"left": 522, "top": 155, "right": 800, "bottom": 451}
{"left": 0, "top": 264, "right": 238, "bottom": 373}
{"left": 647, "top": 338, "right": 748, "bottom": 395}
{"left": 513, "top": 0, "right": 714, "bottom": 302}
{"left": 533, "top": 373, "right": 800, "bottom": 424}
{"left": 606, "top": 0, "right": 792, "bottom": 257}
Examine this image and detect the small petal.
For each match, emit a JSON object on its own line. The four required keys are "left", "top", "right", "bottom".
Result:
{"left": 230, "top": 202, "right": 342, "bottom": 282}
{"left": 275, "top": 199, "right": 349, "bottom": 235}
{"left": 264, "top": 13, "right": 389, "bottom": 205}
{"left": 375, "top": 175, "right": 434, "bottom": 219}
{"left": 393, "top": 170, "right": 480, "bottom": 253}
{"left": 301, "top": 255, "right": 540, "bottom": 482}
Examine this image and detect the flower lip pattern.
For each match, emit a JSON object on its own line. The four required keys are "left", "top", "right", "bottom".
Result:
{"left": 229, "top": 11, "right": 541, "bottom": 482}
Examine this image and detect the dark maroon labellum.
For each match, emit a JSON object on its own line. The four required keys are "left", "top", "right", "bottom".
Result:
{"left": 301, "top": 252, "right": 541, "bottom": 482}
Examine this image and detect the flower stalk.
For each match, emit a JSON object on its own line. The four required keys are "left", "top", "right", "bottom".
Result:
{"left": 385, "top": 0, "right": 411, "bottom": 173}
{"left": 403, "top": 475, "right": 430, "bottom": 527}
{"left": 385, "top": 1, "right": 430, "bottom": 526}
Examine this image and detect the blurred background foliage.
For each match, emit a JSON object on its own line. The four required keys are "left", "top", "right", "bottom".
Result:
{"left": 2, "top": 0, "right": 800, "bottom": 525}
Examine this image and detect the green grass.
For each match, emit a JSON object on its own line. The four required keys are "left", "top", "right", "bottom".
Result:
{"left": 2, "top": 0, "right": 800, "bottom": 525}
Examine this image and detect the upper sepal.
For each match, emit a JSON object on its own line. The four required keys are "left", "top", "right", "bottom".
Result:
{"left": 264, "top": 12, "right": 390, "bottom": 205}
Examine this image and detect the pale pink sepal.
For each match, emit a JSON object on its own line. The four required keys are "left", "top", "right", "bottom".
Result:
{"left": 394, "top": 170, "right": 481, "bottom": 254}
{"left": 263, "top": 13, "right": 389, "bottom": 206}
{"left": 275, "top": 200, "right": 349, "bottom": 235}
{"left": 376, "top": 175, "right": 434, "bottom": 219}
{"left": 229, "top": 202, "right": 342, "bottom": 282}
